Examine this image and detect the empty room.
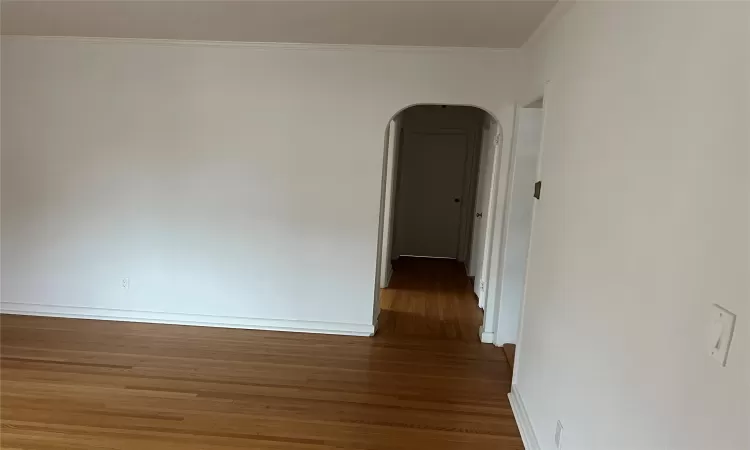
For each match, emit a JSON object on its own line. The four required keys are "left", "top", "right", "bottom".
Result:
{"left": 1, "top": 1, "right": 748, "bottom": 450}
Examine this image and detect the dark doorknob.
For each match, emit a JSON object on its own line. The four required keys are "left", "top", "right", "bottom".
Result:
{"left": 453, "top": 198, "right": 461, "bottom": 203}
{"left": 476, "top": 212, "right": 483, "bottom": 218}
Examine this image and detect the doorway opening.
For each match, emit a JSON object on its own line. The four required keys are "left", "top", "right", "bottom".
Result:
{"left": 373, "top": 105, "right": 501, "bottom": 342}
{"left": 501, "top": 96, "right": 546, "bottom": 378}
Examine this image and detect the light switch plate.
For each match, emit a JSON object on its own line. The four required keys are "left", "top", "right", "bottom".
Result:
{"left": 709, "top": 304, "right": 736, "bottom": 366}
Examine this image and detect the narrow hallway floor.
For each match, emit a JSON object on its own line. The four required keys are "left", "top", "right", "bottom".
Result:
{"left": 378, "top": 257, "right": 484, "bottom": 342}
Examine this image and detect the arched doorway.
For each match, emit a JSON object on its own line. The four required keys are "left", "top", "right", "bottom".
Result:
{"left": 373, "top": 104, "right": 503, "bottom": 342}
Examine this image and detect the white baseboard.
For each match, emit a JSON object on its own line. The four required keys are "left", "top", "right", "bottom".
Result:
{"left": 0, "top": 302, "right": 375, "bottom": 337}
{"left": 480, "top": 330, "right": 494, "bottom": 343}
{"left": 509, "top": 385, "right": 541, "bottom": 450}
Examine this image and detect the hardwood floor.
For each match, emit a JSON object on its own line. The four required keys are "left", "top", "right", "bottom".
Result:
{"left": 0, "top": 262, "right": 521, "bottom": 450}
{"left": 378, "top": 257, "right": 484, "bottom": 342}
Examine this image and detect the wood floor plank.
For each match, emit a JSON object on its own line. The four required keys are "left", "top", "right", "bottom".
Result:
{"left": 1, "top": 259, "right": 521, "bottom": 449}
{"left": 1, "top": 315, "right": 520, "bottom": 449}
{"left": 378, "top": 258, "right": 484, "bottom": 342}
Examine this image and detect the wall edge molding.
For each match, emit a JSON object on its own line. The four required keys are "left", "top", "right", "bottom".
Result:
{"left": 522, "top": 0, "right": 577, "bottom": 49}
{"left": 0, "top": 302, "right": 375, "bottom": 337}
{"left": 0, "top": 35, "right": 520, "bottom": 55}
{"left": 480, "top": 330, "right": 495, "bottom": 344}
{"left": 509, "top": 384, "right": 542, "bottom": 450}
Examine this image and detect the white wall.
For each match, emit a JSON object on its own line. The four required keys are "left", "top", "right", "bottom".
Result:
{"left": 514, "top": 2, "right": 749, "bottom": 450}
{"left": 0, "top": 36, "right": 520, "bottom": 335}
{"left": 494, "top": 106, "right": 543, "bottom": 345}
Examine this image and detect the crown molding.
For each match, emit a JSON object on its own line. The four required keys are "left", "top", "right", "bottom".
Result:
{"left": 522, "top": 0, "right": 577, "bottom": 49}
{"left": 1, "top": 34, "right": 520, "bottom": 55}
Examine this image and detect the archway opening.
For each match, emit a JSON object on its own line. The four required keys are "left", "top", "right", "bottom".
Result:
{"left": 373, "top": 104, "right": 502, "bottom": 343}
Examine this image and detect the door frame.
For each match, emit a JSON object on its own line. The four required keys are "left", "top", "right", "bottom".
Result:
{"left": 378, "top": 118, "right": 402, "bottom": 289}
{"left": 476, "top": 108, "right": 518, "bottom": 344}
{"left": 471, "top": 119, "right": 502, "bottom": 308}
{"left": 498, "top": 86, "right": 550, "bottom": 385}
{"left": 491, "top": 100, "right": 546, "bottom": 350}
{"left": 373, "top": 103, "right": 509, "bottom": 341}
{"left": 475, "top": 125, "right": 504, "bottom": 325}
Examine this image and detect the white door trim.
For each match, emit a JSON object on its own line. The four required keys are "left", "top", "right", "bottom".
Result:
{"left": 477, "top": 128, "right": 503, "bottom": 310}
{"left": 477, "top": 106, "right": 516, "bottom": 344}
{"left": 379, "top": 119, "right": 400, "bottom": 288}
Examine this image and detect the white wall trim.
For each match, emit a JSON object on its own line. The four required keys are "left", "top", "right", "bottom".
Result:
{"left": 385, "top": 266, "right": 394, "bottom": 288}
{"left": 1, "top": 35, "right": 519, "bottom": 55}
{"left": 379, "top": 119, "right": 399, "bottom": 289}
{"left": 476, "top": 125, "right": 504, "bottom": 297}
{"left": 478, "top": 109, "right": 515, "bottom": 342}
{"left": 0, "top": 303, "right": 375, "bottom": 337}
{"left": 480, "top": 330, "right": 494, "bottom": 344}
{"left": 509, "top": 385, "right": 541, "bottom": 450}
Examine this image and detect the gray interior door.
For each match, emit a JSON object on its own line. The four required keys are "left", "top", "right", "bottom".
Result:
{"left": 394, "top": 132, "right": 468, "bottom": 258}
